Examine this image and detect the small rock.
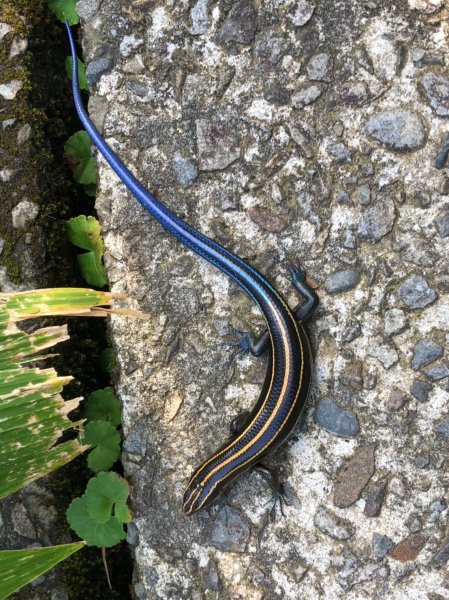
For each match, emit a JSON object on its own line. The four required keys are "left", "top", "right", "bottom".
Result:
{"left": 422, "top": 73, "right": 449, "bottom": 117}
{"left": 372, "top": 533, "right": 394, "bottom": 558}
{"left": 9, "top": 37, "right": 28, "bottom": 59}
{"left": 12, "top": 200, "right": 39, "bottom": 229}
{"left": 412, "top": 47, "right": 444, "bottom": 67}
{"left": 384, "top": 308, "right": 408, "bottom": 336}
{"left": 343, "top": 229, "right": 357, "bottom": 250}
{"left": 365, "top": 110, "right": 426, "bottom": 152}
{"left": 324, "top": 270, "right": 359, "bottom": 294}
{"left": 338, "top": 82, "right": 368, "bottom": 106}
{"left": 196, "top": 119, "right": 240, "bottom": 171}
{"left": 368, "top": 337, "right": 399, "bottom": 369}
{"left": 247, "top": 206, "right": 287, "bottom": 232}
{"left": 408, "top": 0, "right": 444, "bottom": 13}
{"left": 387, "top": 387, "right": 410, "bottom": 411}
{"left": 190, "top": 0, "right": 210, "bottom": 35}
{"left": 433, "top": 540, "right": 449, "bottom": 568}
{"left": 0, "top": 80, "right": 23, "bottom": 100}
{"left": 209, "top": 506, "right": 250, "bottom": 552}
{"left": 314, "top": 506, "right": 355, "bottom": 540}
{"left": 415, "top": 454, "right": 430, "bottom": 468}
{"left": 435, "top": 418, "right": 449, "bottom": 438}
{"left": 288, "top": 0, "right": 315, "bottom": 26}
{"left": 307, "top": 53, "right": 333, "bottom": 82}
{"left": 358, "top": 197, "right": 396, "bottom": 243}
{"left": 315, "top": 399, "right": 359, "bottom": 438}
{"left": 361, "top": 162, "right": 374, "bottom": 177}
{"left": 86, "top": 57, "right": 113, "bottom": 85}
{"left": 291, "top": 85, "right": 322, "bottom": 108}
{"left": 327, "top": 143, "right": 352, "bottom": 163}
{"left": 264, "top": 81, "right": 290, "bottom": 105}
{"left": 389, "top": 533, "right": 426, "bottom": 561}
{"left": 364, "top": 480, "right": 388, "bottom": 517}
{"left": 173, "top": 154, "right": 198, "bottom": 187}
{"left": 0, "top": 22, "right": 12, "bottom": 41}
{"left": 410, "top": 379, "right": 432, "bottom": 403}
{"left": 75, "top": 0, "right": 101, "bottom": 20}
{"left": 254, "top": 31, "right": 290, "bottom": 69}
{"left": 411, "top": 339, "right": 444, "bottom": 370}
{"left": 17, "top": 124, "right": 32, "bottom": 145}
{"left": 203, "top": 560, "right": 221, "bottom": 591}
{"left": 333, "top": 445, "right": 376, "bottom": 508}
{"left": 217, "top": 0, "right": 257, "bottom": 45}
{"left": 354, "top": 184, "right": 371, "bottom": 205}
{"left": 342, "top": 322, "right": 361, "bottom": 342}
{"left": 435, "top": 209, "right": 449, "bottom": 238}
{"left": 425, "top": 364, "right": 449, "bottom": 381}
{"left": 398, "top": 275, "right": 437, "bottom": 309}
{"left": 339, "top": 360, "right": 364, "bottom": 391}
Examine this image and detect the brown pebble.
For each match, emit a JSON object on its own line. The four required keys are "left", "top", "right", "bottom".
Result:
{"left": 247, "top": 206, "right": 288, "bottom": 233}
{"left": 389, "top": 533, "right": 426, "bottom": 562}
{"left": 364, "top": 479, "right": 388, "bottom": 517}
{"left": 339, "top": 360, "right": 364, "bottom": 391}
{"left": 387, "top": 386, "right": 410, "bottom": 411}
{"left": 333, "top": 444, "right": 376, "bottom": 508}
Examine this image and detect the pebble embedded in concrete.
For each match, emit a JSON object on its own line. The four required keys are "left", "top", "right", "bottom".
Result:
{"left": 315, "top": 399, "right": 360, "bottom": 437}
{"left": 411, "top": 339, "right": 444, "bottom": 371}
{"left": 398, "top": 275, "right": 437, "bottom": 309}
{"left": 365, "top": 109, "right": 426, "bottom": 152}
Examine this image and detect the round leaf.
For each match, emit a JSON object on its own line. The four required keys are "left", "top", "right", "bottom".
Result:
{"left": 67, "top": 496, "right": 126, "bottom": 547}
{"left": 64, "top": 131, "right": 97, "bottom": 185}
{"left": 85, "top": 387, "right": 121, "bottom": 427}
{"left": 82, "top": 421, "right": 120, "bottom": 473}
{"left": 85, "top": 472, "right": 130, "bottom": 524}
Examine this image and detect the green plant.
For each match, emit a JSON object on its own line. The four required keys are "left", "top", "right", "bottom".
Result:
{"left": 0, "top": 287, "right": 127, "bottom": 598}
{"left": 47, "top": 0, "right": 80, "bottom": 24}
{"left": 66, "top": 215, "right": 108, "bottom": 287}
{"left": 64, "top": 130, "right": 97, "bottom": 196}
{"left": 65, "top": 56, "right": 89, "bottom": 92}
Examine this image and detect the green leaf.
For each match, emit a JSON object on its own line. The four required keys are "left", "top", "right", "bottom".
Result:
{"left": 77, "top": 251, "right": 108, "bottom": 287}
{"left": 0, "top": 543, "right": 84, "bottom": 600}
{"left": 82, "top": 421, "right": 120, "bottom": 472}
{"left": 64, "top": 131, "right": 97, "bottom": 185}
{"left": 66, "top": 216, "right": 108, "bottom": 287}
{"left": 99, "top": 347, "right": 116, "bottom": 373}
{"left": 83, "top": 183, "right": 97, "bottom": 197}
{"left": 85, "top": 472, "right": 131, "bottom": 524}
{"left": 85, "top": 387, "right": 121, "bottom": 427}
{"left": 47, "top": 0, "right": 80, "bottom": 25}
{"left": 67, "top": 496, "right": 126, "bottom": 547}
{"left": 65, "top": 56, "right": 89, "bottom": 92}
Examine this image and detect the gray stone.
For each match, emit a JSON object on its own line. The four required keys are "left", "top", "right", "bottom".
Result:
{"left": 196, "top": 119, "right": 240, "bottom": 170}
{"left": 75, "top": 0, "right": 101, "bottom": 20}
{"left": 327, "top": 143, "right": 352, "bottom": 163}
{"left": 291, "top": 85, "right": 322, "bottom": 108}
{"left": 365, "top": 109, "right": 426, "bottom": 152}
{"left": 307, "top": 53, "right": 333, "bottom": 82}
{"left": 398, "top": 275, "right": 437, "bottom": 309}
{"left": 264, "top": 81, "right": 290, "bottom": 105}
{"left": 9, "top": 37, "right": 28, "bottom": 59}
{"left": 209, "top": 506, "right": 250, "bottom": 552}
{"left": 315, "top": 399, "right": 359, "bottom": 438}
{"left": 428, "top": 500, "right": 447, "bottom": 523}
{"left": 358, "top": 197, "right": 395, "bottom": 243}
{"left": 435, "top": 210, "right": 449, "bottom": 237}
{"left": 12, "top": 200, "right": 39, "bottom": 229}
{"left": 314, "top": 506, "right": 355, "bottom": 540}
{"left": 354, "top": 184, "right": 371, "bottom": 205}
{"left": 0, "top": 80, "right": 23, "bottom": 100}
{"left": 288, "top": 0, "right": 315, "bottom": 26}
{"left": 324, "top": 270, "right": 359, "bottom": 294}
{"left": 173, "top": 154, "right": 198, "bottom": 187}
{"left": 254, "top": 31, "right": 289, "bottom": 68}
{"left": 435, "top": 418, "right": 449, "bottom": 437}
{"left": 422, "top": 73, "right": 449, "bottom": 117}
{"left": 415, "top": 455, "right": 430, "bottom": 468}
{"left": 384, "top": 308, "right": 407, "bottom": 336}
{"left": 86, "top": 57, "right": 113, "bottom": 85}
{"left": 364, "top": 480, "right": 388, "bottom": 517}
{"left": 343, "top": 230, "right": 357, "bottom": 249}
{"left": 425, "top": 364, "right": 449, "bottom": 381}
{"left": 217, "top": 1, "right": 257, "bottom": 45}
{"left": 373, "top": 533, "right": 394, "bottom": 558}
{"left": 342, "top": 322, "right": 361, "bottom": 342}
{"left": 203, "top": 560, "right": 221, "bottom": 590}
{"left": 411, "top": 339, "right": 444, "bottom": 370}
{"left": 368, "top": 337, "right": 399, "bottom": 369}
{"left": 433, "top": 540, "right": 449, "bottom": 568}
{"left": 387, "top": 387, "right": 410, "bottom": 411}
{"left": 190, "top": 0, "right": 211, "bottom": 35}
{"left": 410, "top": 379, "right": 432, "bottom": 403}
{"left": 338, "top": 82, "right": 368, "bottom": 106}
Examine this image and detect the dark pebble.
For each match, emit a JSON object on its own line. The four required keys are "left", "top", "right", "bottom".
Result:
{"left": 372, "top": 533, "right": 394, "bottom": 558}
{"left": 435, "top": 418, "right": 449, "bottom": 438}
{"left": 217, "top": 0, "right": 257, "bottom": 45}
{"left": 398, "top": 275, "right": 437, "bottom": 309}
{"left": 389, "top": 533, "right": 426, "bottom": 562}
{"left": 315, "top": 399, "right": 359, "bottom": 438}
{"left": 433, "top": 540, "right": 449, "bottom": 568}
{"left": 415, "top": 455, "right": 430, "bottom": 469}
{"left": 254, "top": 31, "right": 289, "bottom": 69}
{"left": 86, "top": 56, "right": 113, "bottom": 85}
{"left": 387, "top": 387, "right": 410, "bottom": 411}
{"left": 422, "top": 73, "right": 449, "bottom": 117}
{"left": 339, "top": 360, "right": 364, "bottom": 391}
{"left": 365, "top": 109, "right": 426, "bottom": 152}
{"left": 354, "top": 184, "right": 371, "bottom": 205}
{"left": 411, "top": 339, "right": 444, "bottom": 371}
{"left": 435, "top": 209, "right": 449, "bottom": 238}
{"left": 307, "top": 53, "right": 333, "bottom": 82}
{"left": 342, "top": 322, "right": 361, "bottom": 342}
{"left": 333, "top": 445, "right": 376, "bottom": 508}
{"left": 425, "top": 364, "right": 449, "bottom": 381}
{"left": 324, "top": 270, "right": 359, "bottom": 293}
{"left": 364, "top": 479, "right": 388, "bottom": 517}
{"left": 327, "top": 143, "right": 352, "bottom": 163}
{"left": 203, "top": 560, "right": 221, "bottom": 591}
{"left": 410, "top": 379, "right": 432, "bottom": 403}
{"left": 209, "top": 506, "right": 250, "bottom": 553}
